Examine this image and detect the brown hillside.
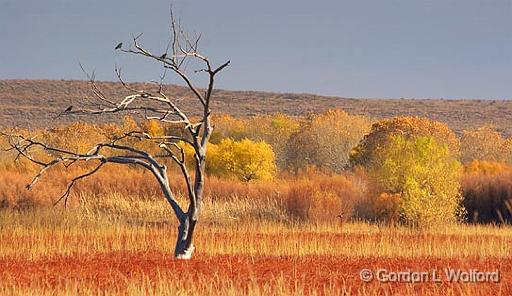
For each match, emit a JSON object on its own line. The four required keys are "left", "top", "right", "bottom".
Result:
{"left": 1, "top": 79, "right": 511, "bottom": 136}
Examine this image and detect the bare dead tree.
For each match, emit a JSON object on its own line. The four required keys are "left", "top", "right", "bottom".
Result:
{"left": 2, "top": 8, "right": 229, "bottom": 259}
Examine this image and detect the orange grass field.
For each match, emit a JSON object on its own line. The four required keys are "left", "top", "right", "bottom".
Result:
{"left": 0, "top": 195, "right": 511, "bottom": 296}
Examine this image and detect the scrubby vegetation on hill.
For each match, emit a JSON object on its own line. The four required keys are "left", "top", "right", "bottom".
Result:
{"left": 2, "top": 79, "right": 512, "bottom": 136}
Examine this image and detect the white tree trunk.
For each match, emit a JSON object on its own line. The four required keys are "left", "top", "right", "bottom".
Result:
{"left": 174, "top": 217, "right": 197, "bottom": 259}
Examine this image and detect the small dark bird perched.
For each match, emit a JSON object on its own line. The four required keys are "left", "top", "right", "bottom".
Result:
{"left": 64, "top": 105, "right": 73, "bottom": 112}
{"left": 159, "top": 53, "right": 167, "bottom": 60}
{"left": 115, "top": 42, "right": 123, "bottom": 50}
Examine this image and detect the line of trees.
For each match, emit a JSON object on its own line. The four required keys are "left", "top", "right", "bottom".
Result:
{"left": 3, "top": 111, "right": 512, "bottom": 229}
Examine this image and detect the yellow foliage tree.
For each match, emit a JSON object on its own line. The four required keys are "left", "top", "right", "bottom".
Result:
{"left": 366, "top": 135, "right": 463, "bottom": 227}
{"left": 351, "top": 116, "right": 460, "bottom": 167}
{"left": 208, "top": 138, "right": 276, "bottom": 181}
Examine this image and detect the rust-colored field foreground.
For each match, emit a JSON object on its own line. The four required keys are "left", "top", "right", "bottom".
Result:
{"left": 1, "top": 253, "right": 511, "bottom": 295}
{"left": 0, "top": 202, "right": 511, "bottom": 296}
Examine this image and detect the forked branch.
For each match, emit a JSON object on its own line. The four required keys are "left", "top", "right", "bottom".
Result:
{"left": 1, "top": 6, "right": 229, "bottom": 259}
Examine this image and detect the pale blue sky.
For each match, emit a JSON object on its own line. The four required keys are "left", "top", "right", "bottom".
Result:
{"left": 1, "top": 0, "right": 511, "bottom": 99}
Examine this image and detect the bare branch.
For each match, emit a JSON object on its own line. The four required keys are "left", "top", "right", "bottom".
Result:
{"left": 79, "top": 62, "right": 116, "bottom": 107}
{"left": 1, "top": 6, "right": 230, "bottom": 258}
{"left": 160, "top": 143, "right": 195, "bottom": 205}
{"left": 120, "top": 131, "right": 194, "bottom": 146}
{"left": 53, "top": 161, "right": 105, "bottom": 206}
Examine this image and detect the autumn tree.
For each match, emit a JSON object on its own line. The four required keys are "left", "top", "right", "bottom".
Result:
{"left": 2, "top": 9, "right": 229, "bottom": 259}
{"left": 209, "top": 114, "right": 299, "bottom": 170}
{"left": 460, "top": 124, "right": 511, "bottom": 164}
{"left": 286, "top": 110, "right": 371, "bottom": 173}
{"left": 366, "top": 135, "right": 463, "bottom": 227}
{"left": 208, "top": 138, "right": 276, "bottom": 181}
{"left": 351, "top": 117, "right": 463, "bottom": 227}
{"left": 310, "top": 110, "right": 371, "bottom": 172}
{"left": 350, "top": 116, "right": 460, "bottom": 167}
{"left": 244, "top": 114, "right": 300, "bottom": 169}
{"left": 285, "top": 125, "right": 318, "bottom": 172}
{"left": 209, "top": 114, "right": 248, "bottom": 143}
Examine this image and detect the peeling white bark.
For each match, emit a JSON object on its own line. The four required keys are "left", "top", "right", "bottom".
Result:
{"left": 175, "top": 245, "right": 195, "bottom": 259}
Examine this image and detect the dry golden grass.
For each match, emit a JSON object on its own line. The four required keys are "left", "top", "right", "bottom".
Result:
{"left": 0, "top": 193, "right": 511, "bottom": 295}
{"left": 1, "top": 196, "right": 511, "bottom": 260}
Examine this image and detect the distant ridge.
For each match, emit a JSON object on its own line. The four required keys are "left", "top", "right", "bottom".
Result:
{"left": 1, "top": 79, "right": 511, "bottom": 136}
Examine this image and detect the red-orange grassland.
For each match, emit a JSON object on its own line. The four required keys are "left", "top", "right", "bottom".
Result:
{"left": 2, "top": 252, "right": 511, "bottom": 295}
